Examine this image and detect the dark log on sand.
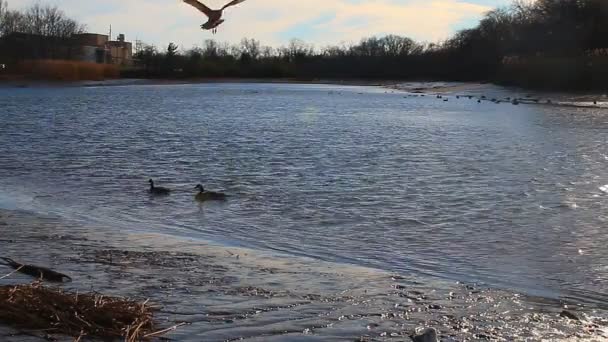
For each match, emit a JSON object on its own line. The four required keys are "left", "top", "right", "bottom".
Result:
{"left": 0, "top": 257, "right": 71, "bottom": 282}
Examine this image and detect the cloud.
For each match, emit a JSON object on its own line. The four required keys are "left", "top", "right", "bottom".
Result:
{"left": 11, "top": 0, "right": 492, "bottom": 48}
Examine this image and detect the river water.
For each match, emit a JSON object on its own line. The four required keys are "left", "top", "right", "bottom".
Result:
{"left": 1, "top": 82, "right": 608, "bottom": 312}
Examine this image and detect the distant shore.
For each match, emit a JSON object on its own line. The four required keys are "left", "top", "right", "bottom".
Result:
{"left": 0, "top": 76, "right": 394, "bottom": 88}
{"left": 2, "top": 77, "right": 607, "bottom": 110}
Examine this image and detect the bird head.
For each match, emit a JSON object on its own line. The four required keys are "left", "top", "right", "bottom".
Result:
{"left": 195, "top": 184, "right": 204, "bottom": 192}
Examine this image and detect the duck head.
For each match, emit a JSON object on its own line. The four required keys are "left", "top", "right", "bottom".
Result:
{"left": 195, "top": 184, "right": 205, "bottom": 192}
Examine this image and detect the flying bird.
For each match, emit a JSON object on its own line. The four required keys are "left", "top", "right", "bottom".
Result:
{"left": 182, "top": 0, "right": 247, "bottom": 34}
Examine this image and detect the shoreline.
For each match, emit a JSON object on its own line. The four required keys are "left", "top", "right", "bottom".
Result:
{"left": 0, "top": 77, "right": 394, "bottom": 89}
{"left": 2, "top": 74, "right": 607, "bottom": 96}
{"left": 1, "top": 207, "right": 607, "bottom": 341}
{"left": 3, "top": 78, "right": 607, "bottom": 110}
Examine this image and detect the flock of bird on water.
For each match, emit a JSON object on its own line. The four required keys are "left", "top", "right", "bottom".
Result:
{"left": 149, "top": 179, "right": 227, "bottom": 202}
{"left": 403, "top": 92, "right": 603, "bottom": 107}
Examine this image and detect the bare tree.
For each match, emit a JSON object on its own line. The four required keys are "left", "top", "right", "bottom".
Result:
{"left": 380, "top": 35, "right": 418, "bottom": 57}
{"left": 0, "top": 2, "right": 84, "bottom": 38}
{"left": 283, "top": 39, "right": 313, "bottom": 61}
{"left": 240, "top": 38, "right": 260, "bottom": 60}
{"left": 201, "top": 39, "right": 219, "bottom": 58}
{"left": 0, "top": 0, "right": 6, "bottom": 36}
{"left": 24, "top": 3, "right": 85, "bottom": 38}
{"left": 0, "top": 1, "right": 26, "bottom": 38}
{"left": 261, "top": 45, "right": 274, "bottom": 59}
{"left": 217, "top": 42, "right": 232, "bottom": 57}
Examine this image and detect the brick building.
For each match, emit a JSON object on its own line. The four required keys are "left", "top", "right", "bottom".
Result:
{"left": 0, "top": 32, "right": 133, "bottom": 66}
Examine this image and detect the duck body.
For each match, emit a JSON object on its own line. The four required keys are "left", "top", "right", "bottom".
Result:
{"left": 195, "top": 184, "right": 226, "bottom": 202}
{"left": 149, "top": 179, "right": 171, "bottom": 195}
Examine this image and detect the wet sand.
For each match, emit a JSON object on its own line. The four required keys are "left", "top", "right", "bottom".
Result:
{"left": 1, "top": 209, "right": 607, "bottom": 341}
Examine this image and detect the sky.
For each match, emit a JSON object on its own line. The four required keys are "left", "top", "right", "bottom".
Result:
{"left": 12, "top": 0, "right": 512, "bottom": 49}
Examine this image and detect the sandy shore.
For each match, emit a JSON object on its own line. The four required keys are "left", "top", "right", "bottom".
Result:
{"left": 387, "top": 82, "right": 608, "bottom": 109}
{"left": 1, "top": 208, "right": 607, "bottom": 341}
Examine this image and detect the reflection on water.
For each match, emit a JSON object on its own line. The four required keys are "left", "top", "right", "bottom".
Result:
{"left": 1, "top": 83, "right": 608, "bottom": 307}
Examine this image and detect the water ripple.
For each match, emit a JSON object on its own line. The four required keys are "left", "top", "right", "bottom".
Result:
{"left": 1, "top": 83, "right": 608, "bottom": 306}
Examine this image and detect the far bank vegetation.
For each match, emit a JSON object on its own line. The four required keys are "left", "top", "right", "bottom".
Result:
{"left": 1, "top": 0, "right": 608, "bottom": 89}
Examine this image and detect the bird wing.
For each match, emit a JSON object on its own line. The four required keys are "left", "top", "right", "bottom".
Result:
{"left": 183, "top": 0, "right": 213, "bottom": 16}
{"left": 222, "top": 0, "right": 247, "bottom": 10}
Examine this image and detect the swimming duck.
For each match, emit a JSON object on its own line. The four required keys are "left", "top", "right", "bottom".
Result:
{"left": 194, "top": 184, "right": 226, "bottom": 202}
{"left": 149, "top": 179, "right": 171, "bottom": 195}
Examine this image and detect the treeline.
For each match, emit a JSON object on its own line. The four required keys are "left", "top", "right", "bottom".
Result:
{"left": 0, "top": 1, "right": 87, "bottom": 63}
{"left": 0, "top": 1, "right": 85, "bottom": 38}
{"left": 130, "top": 0, "right": 608, "bottom": 89}
{"left": 2, "top": 0, "right": 608, "bottom": 89}
{"left": 438, "top": 0, "right": 608, "bottom": 88}
{"left": 129, "top": 36, "right": 428, "bottom": 80}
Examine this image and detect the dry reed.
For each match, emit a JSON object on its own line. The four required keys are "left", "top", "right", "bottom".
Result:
{"left": 17, "top": 60, "right": 120, "bottom": 81}
{"left": 0, "top": 283, "right": 165, "bottom": 341}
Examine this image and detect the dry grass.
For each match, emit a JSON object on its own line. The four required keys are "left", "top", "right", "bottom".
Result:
{"left": 17, "top": 60, "right": 120, "bottom": 81}
{"left": 0, "top": 283, "right": 170, "bottom": 341}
